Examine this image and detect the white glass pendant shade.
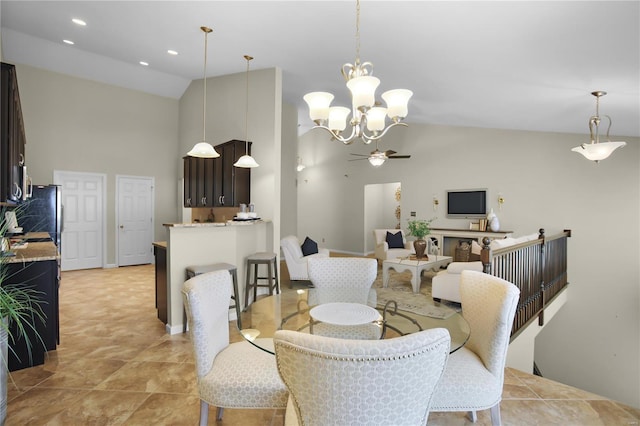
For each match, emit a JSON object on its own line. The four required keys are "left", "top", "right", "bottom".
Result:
{"left": 368, "top": 152, "right": 386, "bottom": 166}
{"left": 571, "top": 141, "right": 626, "bottom": 162}
{"left": 234, "top": 154, "right": 260, "bottom": 168}
{"left": 304, "top": 92, "right": 334, "bottom": 121}
{"left": 382, "top": 89, "right": 413, "bottom": 119}
{"left": 346, "top": 76, "right": 380, "bottom": 109}
{"left": 366, "top": 107, "right": 387, "bottom": 131}
{"left": 328, "top": 106, "right": 351, "bottom": 131}
{"left": 187, "top": 142, "right": 220, "bottom": 158}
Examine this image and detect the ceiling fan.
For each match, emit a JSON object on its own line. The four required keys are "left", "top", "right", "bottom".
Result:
{"left": 349, "top": 141, "right": 411, "bottom": 166}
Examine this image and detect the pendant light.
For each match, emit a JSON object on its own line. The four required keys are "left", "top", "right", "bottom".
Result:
{"left": 187, "top": 26, "right": 220, "bottom": 158}
{"left": 234, "top": 55, "right": 259, "bottom": 168}
{"left": 571, "top": 91, "right": 626, "bottom": 163}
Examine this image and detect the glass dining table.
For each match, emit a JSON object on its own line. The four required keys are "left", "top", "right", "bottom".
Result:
{"left": 238, "top": 289, "right": 470, "bottom": 354}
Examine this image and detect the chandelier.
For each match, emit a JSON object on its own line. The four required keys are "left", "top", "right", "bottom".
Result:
{"left": 234, "top": 55, "right": 259, "bottom": 168}
{"left": 571, "top": 91, "right": 626, "bottom": 163}
{"left": 303, "top": 0, "right": 412, "bottom": 145}
{"left": 187, "top": 26, "right": 220, "bottom": 158}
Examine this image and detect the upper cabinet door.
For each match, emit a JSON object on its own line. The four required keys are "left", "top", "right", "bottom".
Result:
{"left": 1, "top": 62, "right": 27, "bottom": 203}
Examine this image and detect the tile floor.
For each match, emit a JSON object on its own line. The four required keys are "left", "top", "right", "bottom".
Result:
{"left": 6, "top": 263, "right": 640, "bottom": 425}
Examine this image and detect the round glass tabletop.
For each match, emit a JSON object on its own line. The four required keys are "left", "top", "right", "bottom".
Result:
{"left": 238, "top": 289, "right": 469, "bottom": 355}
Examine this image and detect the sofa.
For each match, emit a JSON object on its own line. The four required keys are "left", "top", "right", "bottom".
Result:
{"left": 432, "top": 233, "right": 539, "bottom": 303}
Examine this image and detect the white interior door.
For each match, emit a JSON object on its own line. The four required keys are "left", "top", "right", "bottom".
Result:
{"left": 117, "top": 175, "right": 154, "bottom": 266}
{"left": 54, "top": 170, "right": 105, "bottom": 271}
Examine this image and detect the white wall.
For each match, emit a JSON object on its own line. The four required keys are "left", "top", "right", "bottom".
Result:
{"left": 297, "top": 122, "right": 640, "bottom": 407}
{"left": 364, "top": 182, "right": 401, "bottom": 253}
{"left": 15, "top": 64, "right": 179, "bottom": 265}
{"left": 280, "top": 102, "right": 298, "bottom": 240}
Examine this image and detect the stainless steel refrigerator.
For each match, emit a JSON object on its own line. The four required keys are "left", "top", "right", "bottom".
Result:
{"left": 19, "top": 184, "right": 62, "bottom": 248}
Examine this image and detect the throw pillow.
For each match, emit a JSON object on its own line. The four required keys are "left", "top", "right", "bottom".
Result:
{"left": 386, "top": 231, "right": 404, "bottom": 249}
{"left": 301, "top": 237, "right": 319, "bottom": 256}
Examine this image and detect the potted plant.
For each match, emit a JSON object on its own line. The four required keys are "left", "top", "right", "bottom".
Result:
{"left": 406, "top": 217, "right": 436, "bottom": 259}
{"left": 0, "top": 204, "right": 45, "bottom": 424}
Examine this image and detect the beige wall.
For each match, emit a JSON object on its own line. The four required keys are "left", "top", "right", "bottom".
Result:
{"left": 178, "top": 67, "right": 282, "bottom": 254}
{"left": 15, "top": 64, "right": 179, "bottom": 265}
{"left": 297, "top": 123, "right": 640, "bottom": 407}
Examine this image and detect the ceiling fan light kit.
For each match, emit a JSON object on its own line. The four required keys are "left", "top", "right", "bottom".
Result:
{"left": 571, "top": 91, "right": 626, "bottom": 163}
{"left": 303, "top": 0, "right": 412, "bottom": 145}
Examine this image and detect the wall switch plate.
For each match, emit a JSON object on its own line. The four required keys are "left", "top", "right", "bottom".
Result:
{"left": 410, "top": 211, "right": 416, "bottom": 217}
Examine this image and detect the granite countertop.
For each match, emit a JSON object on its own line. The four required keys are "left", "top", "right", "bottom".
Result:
{"left": 3, "top": 232, "right": 59, "bottom": 263}
{"left": 163, "top": 219, "right": 267, "bottom": 228}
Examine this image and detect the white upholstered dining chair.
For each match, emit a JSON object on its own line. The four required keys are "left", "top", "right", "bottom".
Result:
{"left": 430, "top": 270, "right": 520, "bottom": 425}
{"left": 307, "top": 257, "right": 378, "bottom": 307}
{"left": 274, "top": 328, "right": 451, "bottom": 426}
{"left": 182, "top": 270, "right": 288, "bottom": 425}
{"left": 306, "top": 257, "right": 380, "bottom": 339}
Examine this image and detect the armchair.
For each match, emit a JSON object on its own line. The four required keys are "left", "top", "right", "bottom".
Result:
{"left": 280, "top": 235, "right": 330, "bottom": 285}
{"left": 373, "top": 229, "right": 413, "bottom": 263}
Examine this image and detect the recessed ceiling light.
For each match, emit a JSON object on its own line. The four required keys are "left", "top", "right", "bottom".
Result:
{"left": 139, "top": 61, "right": 149, "bottom": 66}
{"left": 72, "top": 18, "right": 87, "bottom": 26}
{"left": 167, "top": 50, "right": 178, "bottom": 56}
{"left": 63, "top": 39, "right": 75, "bottom": 45}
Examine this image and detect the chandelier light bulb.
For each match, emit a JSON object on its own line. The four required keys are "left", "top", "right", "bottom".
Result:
{"left": 304, "top": 92, "right": 334, "bottom": 122}
{"left": 328, "top": 107, "right": 351, "bottom": 132}
{"left": 365, "top": 107, "right": 387, "bottom": 132}
{"left": 382, "top": 89, "right": 413, "bottom": 119}
{"left": 346, "top": 76, "right": 380, "bottom": 110}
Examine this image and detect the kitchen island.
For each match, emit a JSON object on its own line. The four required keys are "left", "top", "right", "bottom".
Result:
{"left": 161, "top": 220, "right": 272, "bottom": 334}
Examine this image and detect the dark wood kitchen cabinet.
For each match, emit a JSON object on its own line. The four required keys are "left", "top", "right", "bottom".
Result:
{"left": 183, "top": 140, "right": 251, "bottom": 208}
{"left": 183, "top": 156, "right": 215, "bottom": 207}
{"left": 5, "top": 258, "right": 59, "bottom": 371}
{"left": 213, "top": 140, "right": 251, "bottom": 207}
{"left": 1, "top": 62, "right": 27, "bottom": 203}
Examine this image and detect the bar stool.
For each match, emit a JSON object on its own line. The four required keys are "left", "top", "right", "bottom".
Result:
{"left": 244, "top": 252, "right": 279, "bottom": 309}
{"left": 185, "top": 263, "right": 242, "bottom": 331}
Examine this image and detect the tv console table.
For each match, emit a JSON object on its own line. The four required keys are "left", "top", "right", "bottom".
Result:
{"left": 429, "top": 228, "right": 513, "bottom": 258}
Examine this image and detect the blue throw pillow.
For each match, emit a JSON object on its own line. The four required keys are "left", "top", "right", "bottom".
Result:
{"left": 301, "top": 237, "right": 319, "bottom": 256}
{"left": 386, "top": 231, "right": 404, "bottom": 249}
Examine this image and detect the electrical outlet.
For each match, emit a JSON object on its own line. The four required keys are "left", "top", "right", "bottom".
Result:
{"left": 322, "top": 238, "right": 325, "bottom": 243}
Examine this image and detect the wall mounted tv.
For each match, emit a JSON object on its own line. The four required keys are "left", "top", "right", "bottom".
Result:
{"left": 446, "top": 189, "right": 487, "bottom": 218}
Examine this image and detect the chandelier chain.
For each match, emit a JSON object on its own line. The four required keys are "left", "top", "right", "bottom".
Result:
{"left": 355, "top": 0, "right": 360, "bottom": 62}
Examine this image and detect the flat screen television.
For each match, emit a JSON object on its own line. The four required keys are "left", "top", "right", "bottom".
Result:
{"left": 446, "top": 189, "right": 487, "bottom": 218}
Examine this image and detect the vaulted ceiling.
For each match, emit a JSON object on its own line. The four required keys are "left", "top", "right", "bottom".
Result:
{"left": 1, "top": 1, "right": 638, "bottom": 137}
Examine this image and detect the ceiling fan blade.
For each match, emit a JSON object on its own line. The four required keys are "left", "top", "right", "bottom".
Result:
{"left": 388, "top": 155, "right": 411, "bottom": 159}
{"left": 384, "top": 150, "right": 397, "bottom": 156}
{"left": 350, "top": 153, "right": 369, "bottom": 157}
{"left": 348, "top": 158, "right": 368, "bottom": 161}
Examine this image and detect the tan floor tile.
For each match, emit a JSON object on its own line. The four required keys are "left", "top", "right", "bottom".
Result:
{"left": 7, "top": 263, "right": 635, "bottom": 425}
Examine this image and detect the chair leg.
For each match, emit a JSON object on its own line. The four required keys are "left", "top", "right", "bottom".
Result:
{"left": 199, "top": 400, "right": 209, "bottom": 426}
{"left": 490, "top": 403, "right": 501, "bottom": 425}
{"left": 467, "top": 410, "right": 477, "bottom": 423}
{"left": 216, "top": 407, "right": 224, "bottom": 421}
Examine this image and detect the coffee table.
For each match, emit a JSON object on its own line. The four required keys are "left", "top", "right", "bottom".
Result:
{"left": 383, "top": 255, "right": 453, "bottom": 293}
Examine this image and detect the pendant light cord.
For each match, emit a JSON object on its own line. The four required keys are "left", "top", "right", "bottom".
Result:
{"left": 244, "top": 55, "right": 253, "bottom": 154}
{"left": 201, "top": 27, "right": 212, "bottom": 142}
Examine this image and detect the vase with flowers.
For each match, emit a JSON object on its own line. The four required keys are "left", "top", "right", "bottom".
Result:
{"left": 406, "top": 217, "right": 436, "bottom": 259}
